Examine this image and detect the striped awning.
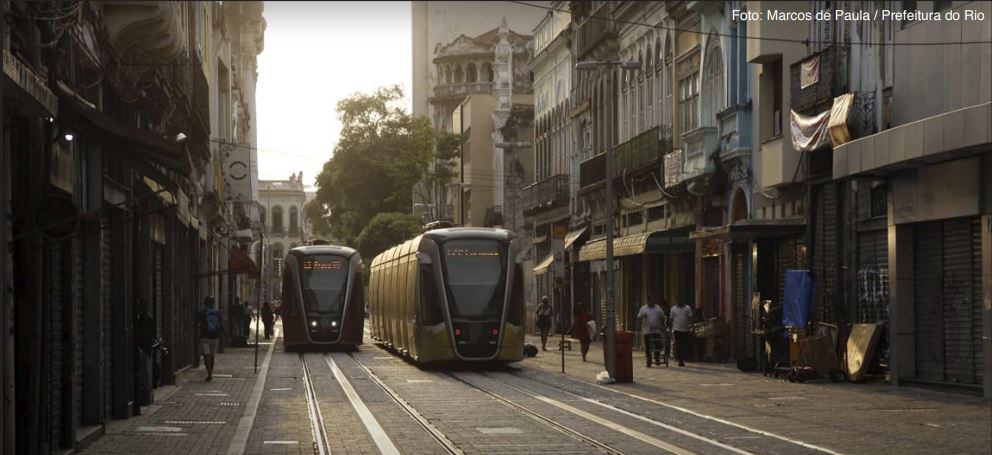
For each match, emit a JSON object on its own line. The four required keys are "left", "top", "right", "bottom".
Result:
{"left": 578, "top": 228, "right": 694, "bottom": 262}
{"left": 532, "top": 254, "right": 554, "bottom": 275}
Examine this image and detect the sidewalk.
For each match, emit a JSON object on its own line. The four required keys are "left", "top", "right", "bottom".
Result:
{"left": 520, "top": 334, "right": 992, "bottom": 454}
{"left": 81, "top": 329, "right": 275, "bottom": 455}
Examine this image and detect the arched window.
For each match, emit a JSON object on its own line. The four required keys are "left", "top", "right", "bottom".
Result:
{"left": 467, "top": 63, "right": 477, "bottom": 83}
{"left": 454, "top": 64, "right": 464, "bottom": 83}
{"left": 289, "top": 206, "right": 299, "bottom": 235}
{"left": 704, "top": 43, "right": 725, "bottom": 126}
{"left": 645, "top": 44, "right": 654, "bottom": 128}
{"left": 482, "top": 62, "right": 494, "bottom": 82}
{"left": 444, "top": 65, "right": 452, "bottom": 84}
{"left": 271, "top": 206, "right": 283, "bottom": 234}
{"left": 259, "top": 205, "right": 266, "bottom": 225}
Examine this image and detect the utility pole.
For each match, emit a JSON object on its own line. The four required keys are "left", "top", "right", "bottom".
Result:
{"left": 576, "top": 60, "right": 640, "bottom": 381}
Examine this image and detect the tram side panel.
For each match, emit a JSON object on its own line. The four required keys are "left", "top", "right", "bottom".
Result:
{"left": 281, "top": 255, "right": 306, "bottom": 349}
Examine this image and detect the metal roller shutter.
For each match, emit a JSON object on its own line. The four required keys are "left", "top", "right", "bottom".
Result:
{"left": 914, "top": 221, "right": 943, "bottom": 381}
{"left": 813, "top": 183, "right": 839, "bottom": 322}
{"left": 732, "top": 246, "right": 749, "bottom": 358}
{"left": 914, "top": 217, "right": 982, "bottom": 385}
{"left": 940, "top": 217, "right": 979, "bottom": 384}
{"left": 73, "top": 237, "right": 84, "bottom": 429}
{"left": 102, "top": 220, "right": 113, "bottom": 417}
{"left": 857, "top": 230, "right": 889, "bottom": 323}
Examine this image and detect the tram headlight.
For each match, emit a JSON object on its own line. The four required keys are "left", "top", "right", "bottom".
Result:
{"left": 331, "top": 321, "right": 338, "bottom": 327}
{"left": 310, "top": 320, "right": 317, "bottom": 327}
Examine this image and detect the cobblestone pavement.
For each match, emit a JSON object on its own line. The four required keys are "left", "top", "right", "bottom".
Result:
{"left": 80, "top": 329, "right": 275, "bottom": 455}
{"left": 518, "top": 334, "right": 992, "bottom": 455}
{"left": 81, "top": 325, "right": 992, "bottom": 455}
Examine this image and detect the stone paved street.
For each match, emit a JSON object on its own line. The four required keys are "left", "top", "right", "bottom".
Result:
{"left": 77, "top": 324, "right": 992, "bottom": 455}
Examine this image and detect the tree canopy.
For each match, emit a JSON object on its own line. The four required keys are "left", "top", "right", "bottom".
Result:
{"left": 305, "top": 85, "right": 460, "bottom": 247}
{"left": 353, "top": 212, "right": 423, "bottom": 262}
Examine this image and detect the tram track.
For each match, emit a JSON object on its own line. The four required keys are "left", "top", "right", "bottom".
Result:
{"left": 345, "top": 352, "right": 464, "bottom": 455}
{"left": 445, "top": 371, "right": 626, "bottom": 455}
{"left": 299, "top": 354, "right": 331, "bottom": 455}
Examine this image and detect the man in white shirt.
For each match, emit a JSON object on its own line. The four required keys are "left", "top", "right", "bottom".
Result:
{"left": 637, "top": 296, "right": 667, "bottom": 367}
{"left": 668, "top": 295, "right": 693, "bottom": 367}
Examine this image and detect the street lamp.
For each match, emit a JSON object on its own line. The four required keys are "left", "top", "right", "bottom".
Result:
{"left": 575, "top": 59, "right": 641, "bottom": 381}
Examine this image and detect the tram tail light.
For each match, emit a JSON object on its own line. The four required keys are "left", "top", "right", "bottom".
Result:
{"left": 454, "top": 328, "right": 462, "bottom": 336}
{"left": 491, "top": 328, "right": 499, "bottom": 336}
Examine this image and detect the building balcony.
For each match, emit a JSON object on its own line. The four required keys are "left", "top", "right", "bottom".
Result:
{"left": 99, "top": 1, "right": 185, "bottom": 65}
{"left": 614, "top": 126, "right": 668, "bottom": 176}
{"left": 681, "top": 126, "right": 719, "bottom": 181}
{"left": 580, "top": 126, "right": 670, "bottom": 193}
{"left": 579, "top": 152, "right": 606, "bottom": 192}
{"left": 523, "top": 174, "right": 569, "bottom": 217}
{"left": 790, "top": 45, "right": 850, "bottom": 115}
{"left": 430, "top": 81, "right": 494, "bottom": 103}
{"left": 759, "top": 136, "right": 801, "bottom": 188}
{"left": 575, "top": 3, "right": 618, "bottom": 60}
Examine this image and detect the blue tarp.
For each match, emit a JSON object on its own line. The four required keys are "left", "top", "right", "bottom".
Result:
{"left": 783, "top": 270, "right": 815, "bottom": 329}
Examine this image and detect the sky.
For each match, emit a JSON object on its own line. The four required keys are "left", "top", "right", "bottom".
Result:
{"left": 255, "top": 1, "right": 412, "bottom": 189}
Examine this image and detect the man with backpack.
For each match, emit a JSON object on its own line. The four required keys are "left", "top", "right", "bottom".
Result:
{"left": 198, "top": 296, "right": 221, "bottom": 381}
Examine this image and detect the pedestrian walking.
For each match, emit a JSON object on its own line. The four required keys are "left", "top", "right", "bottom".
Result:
{"left": 262, "top": 301, "right": 275, "bottom": 340}
{"left": 637, "top": 295, "right": 667, "bottom": 367}
{"left": 244, "top": 301, "right": 255, "bottom": 339}
{"left": 669, "top": 295, "right": 693, "bottom": 367}
{"left": 535, "top": 296, "right": 553, "bottom": 351}
{"left": 571, "top": 304, "right": 593, "bottom": 361}
{"left": 198, "top": 296, "right": 221, "bottom": 381}
{"left": 229, "top": 298, "right": 245, "bottom": 346}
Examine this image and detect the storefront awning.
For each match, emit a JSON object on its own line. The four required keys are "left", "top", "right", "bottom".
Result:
{"left": 533, "top": 253, "right": 554, "bottom": 275}
{"left": 57, "top": 83, "right": 191, "bottom": 174}
{"left": 578, "top": 227, "right": 694, "bottom": 262}
{"left": 228, "top": 248, "right": 259, "bottom": 276}
{"left": 690, "top": 218, "right": 806, "bottom": 241}
{"left": 563, "top": 227, "right": 587, "bottom": 250}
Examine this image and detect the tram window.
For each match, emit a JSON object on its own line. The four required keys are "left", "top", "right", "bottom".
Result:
{"left": 419, "top": 264, "right": 443, "bottom": 325}
{"left": 282, "top": 263, "right": 297, "bottom": 317}
{"left": 301, "top": 255, "right": 348, "bottom": 314}
{"left": 440, "top": 239, "right": 506, "bottom": 320}
{"left": 507, "top": 264, "right": 524, "bottom": 325}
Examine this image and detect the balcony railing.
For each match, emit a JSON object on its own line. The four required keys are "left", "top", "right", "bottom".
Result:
{"left": 575, "top": 3, "right": 617, "bottom": 59}
{"left": 523, "top": 174, "right": 569, "bottom": 216}
{"left": 790, "top": 45, "right": 849, "bottom": 115}
{"left": 431, "top": 81, "right": 494, "bottom": 100}
{"left": 579, "top": 152, "right": 606, "bottom": 191}
{"left": 613, "top": 126, "right": 667, "bottom": 176}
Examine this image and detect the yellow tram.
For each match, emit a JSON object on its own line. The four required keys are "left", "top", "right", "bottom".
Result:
{"left": 367, "top": 228, "right": 524, "bottom": 364}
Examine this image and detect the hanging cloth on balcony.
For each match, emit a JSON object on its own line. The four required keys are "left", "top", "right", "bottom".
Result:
{"left": 790, "top": 108, "right": 831, "bottom": 152}
{"left": 533, "top": 254, "right": 554, "bottom": 275}
{"left": 828, "top": 93, "right": 854, "bottom": 147}
{"left": 800, "top": 54, "right": 820, "bottom": 89}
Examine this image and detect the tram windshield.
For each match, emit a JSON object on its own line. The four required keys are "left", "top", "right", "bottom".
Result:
{"left": 300, "top": 255, "right": 349, "bottom": 314}
{"left": 441, "top": 239, "right": 506, "bottom": 320}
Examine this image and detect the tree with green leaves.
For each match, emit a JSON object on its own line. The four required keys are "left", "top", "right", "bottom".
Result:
{"left": 305, "top": 85, "right": 460, "bottom": 248}
{"left": 353, "top": 212, "right": 423, "bottom": 262}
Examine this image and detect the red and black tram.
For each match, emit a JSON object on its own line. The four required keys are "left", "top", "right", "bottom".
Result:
{"left": 281, "top": 245, "right": 365, "bottom": 350}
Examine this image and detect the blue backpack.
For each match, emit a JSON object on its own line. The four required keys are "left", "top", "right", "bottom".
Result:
{"left": 205, "top": 309, "right": 220, "bottom": 336}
